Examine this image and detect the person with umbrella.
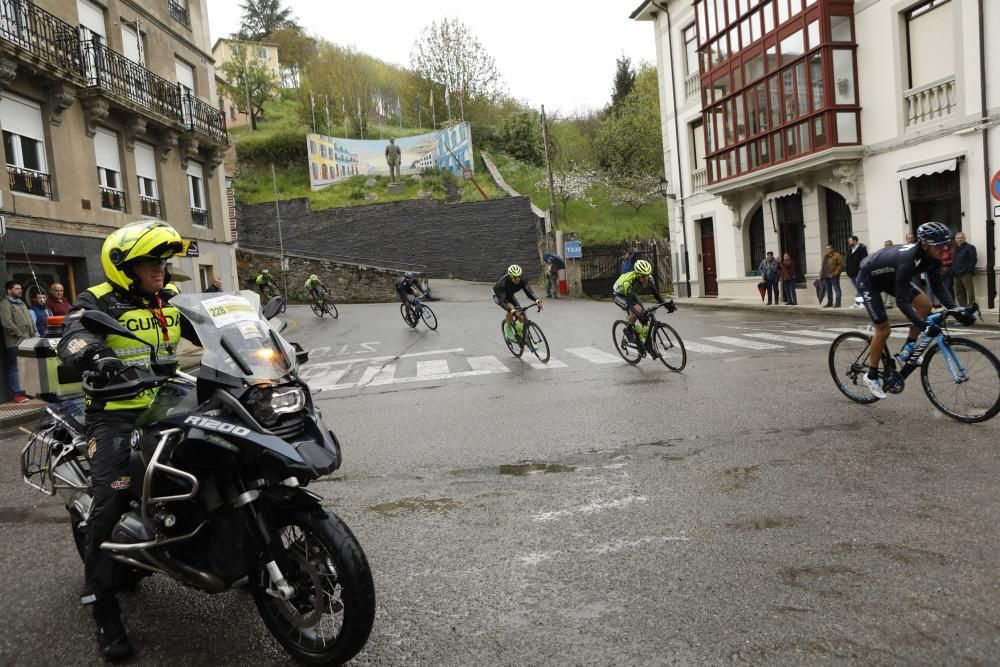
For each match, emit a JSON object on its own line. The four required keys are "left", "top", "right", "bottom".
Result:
{"left": 543, "top": 252, "right": 564, "bottom": 299}
{"left": 757, "top": 251, "right": 781, "bottom": 305}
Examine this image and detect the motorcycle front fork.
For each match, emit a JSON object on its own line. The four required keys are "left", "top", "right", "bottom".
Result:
{"left": 240, "top": 493, "right": 296, "bottom": 600}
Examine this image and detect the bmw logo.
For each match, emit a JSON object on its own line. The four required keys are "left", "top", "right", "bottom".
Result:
{"left": 130, "top": 431, "right": 140, "bottom": 450}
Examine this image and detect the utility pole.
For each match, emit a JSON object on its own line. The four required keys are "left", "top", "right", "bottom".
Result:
{"left": 540, "top": 104, "right": 557, "bottom": 243}
{"left": 271, "top": 163, "right": 287, "bottom": 299}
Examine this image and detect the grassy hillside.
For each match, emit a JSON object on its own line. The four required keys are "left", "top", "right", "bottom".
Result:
{"left": 488, "top": 153, "right": 669, "bottom": 245}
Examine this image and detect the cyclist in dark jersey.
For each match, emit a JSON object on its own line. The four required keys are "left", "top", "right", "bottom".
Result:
{"left": 396, "top": 271, "right": 425, "bottom": 319}
{"left": 493, "top": 264, "right": 541, "bottom": 341}
{"left": 855, "top": 221, "right": 972, "bottom": 398}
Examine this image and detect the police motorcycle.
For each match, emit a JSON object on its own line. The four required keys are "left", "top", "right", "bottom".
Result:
{"left": 21, "top": 291, "right": 375, "bottom": 665}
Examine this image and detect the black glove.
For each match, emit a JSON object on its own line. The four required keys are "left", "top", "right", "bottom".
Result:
{"left": 665, "top": 300, "right": 677, "bottom": 314}
{"left": 87, "top": 350, "right": 127, "bottom": 384}
{"left": 947, "top": 306, "right": 976, "bottom": 327}
{"left": 923, "top": 322, "right": 942, "bottom": 339}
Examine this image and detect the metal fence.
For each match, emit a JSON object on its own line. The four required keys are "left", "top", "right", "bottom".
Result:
{"left": 578, "top": 238, "right": 671, "bottom": 297}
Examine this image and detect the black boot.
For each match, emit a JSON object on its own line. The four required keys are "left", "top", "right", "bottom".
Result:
{"left": 93, "top": 597, "right": 133, "bottom": 662}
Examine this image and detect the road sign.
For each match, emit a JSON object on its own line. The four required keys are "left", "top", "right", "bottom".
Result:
{"left": 565, "top": 240, "right": 582, "bottom": 258}
{"left": 991, "top": 170, "right": 1000, "bottom": 202}
{"left": 0, "top": 216, "right": 5, "bottom": 237}
{"left": 181, "top": 240, "right": 199, "bottom": 257}
{"left": 994, "top": 204, "right": 1000, "bottom": 218}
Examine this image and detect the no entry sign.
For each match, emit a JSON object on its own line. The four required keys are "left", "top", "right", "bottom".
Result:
{"left": 991, "top": 170, "right": 1000, "bottom": 202}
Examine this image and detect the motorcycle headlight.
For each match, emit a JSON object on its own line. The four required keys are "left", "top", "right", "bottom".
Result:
{"left": 244, "top": 385, "right": 306, "bottom": 426}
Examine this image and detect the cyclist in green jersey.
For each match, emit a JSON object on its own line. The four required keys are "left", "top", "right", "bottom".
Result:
{"left": 304, "top": 274, "right": 328, "bottom": 303}
{"left": 612, "top": 259, "right": 674, "bottom": 353}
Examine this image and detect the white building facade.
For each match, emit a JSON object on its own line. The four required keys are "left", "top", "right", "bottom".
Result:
{"left": 632, "top": 0, "right": 998, "bottom": 311}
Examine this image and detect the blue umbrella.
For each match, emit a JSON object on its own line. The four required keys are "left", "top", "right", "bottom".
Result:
{"left": 543, "top": 253, "right": 566, "bottom": 270}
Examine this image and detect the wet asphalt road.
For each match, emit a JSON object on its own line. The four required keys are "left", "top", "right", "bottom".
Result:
{"left": 2, "top": 284, "right": 999, "bottom": 666}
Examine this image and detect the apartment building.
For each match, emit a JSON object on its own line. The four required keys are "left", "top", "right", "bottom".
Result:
{"left": 212, "top": 38, "right": 280, "bottom": 128}
{"left": 0, "top": 0, "right": 232, "bottom": 307}
{"left": 632, "top": 0, "right": 998, "bottom": 310}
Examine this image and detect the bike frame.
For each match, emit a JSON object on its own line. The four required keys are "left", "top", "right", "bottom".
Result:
{"left": 881, "top": 311, "right": 970, "bottom": 384}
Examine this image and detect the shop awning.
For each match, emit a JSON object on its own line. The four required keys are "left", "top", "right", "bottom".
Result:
{"left": 764, "top": 186, "right": 799, "bottom": 202}
{"left": 896, "top": 158, "right": 957, "bottom": 181}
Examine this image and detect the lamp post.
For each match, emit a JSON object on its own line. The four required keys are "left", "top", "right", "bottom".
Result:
{"left": 659, "top": 176, "right": 690, "bottom": 297}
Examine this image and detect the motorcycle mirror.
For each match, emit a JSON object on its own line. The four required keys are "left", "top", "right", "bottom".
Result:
{"left": 80, "top": 311, "right": 134, "bottom": 339}
{"left": 263, "top": 297, "right": 283, "bottom": 320}
{"left": 291, "top": 341, "right": 309, "bottom": 365}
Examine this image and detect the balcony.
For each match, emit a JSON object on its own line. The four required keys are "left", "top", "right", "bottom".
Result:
{"left": 100, "top": 186, "right": 126, "bottom": 212}
{"left": 0, "top": 0, "right": 83, "bottom": 79}
{"left": 691, "top": 168, "right": 707, "bottom": 193}
{"left": 684, "top": 72, "right": 700, "bottom": 102}
{"left": 904, "top": 77, "right": 956, "bottom": 128}
{"left": 182, "top": 92, "right": 228, "bottom": 145}
{"left": 190, "top": 207, "right": 208, "bottom": 226}
{"left": 139, "top": 194, "right": 161, "bottom": 218}
{"left": 167, "top": 0, "right": 189, "bottom": 27}
{"left": 7, "top": 164, "right": 51, "bottom": 197}
{"left": 81, "top": 39, "right": 183, "bottom": 125}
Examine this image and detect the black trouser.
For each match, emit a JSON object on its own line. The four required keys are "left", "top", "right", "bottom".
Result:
{"left": 85, "top": 411, "right": 140, "bottom": 602}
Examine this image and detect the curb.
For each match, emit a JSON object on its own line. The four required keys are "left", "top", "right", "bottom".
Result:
{"left": 0, "top": 402, "right": 45, "bottom": 432}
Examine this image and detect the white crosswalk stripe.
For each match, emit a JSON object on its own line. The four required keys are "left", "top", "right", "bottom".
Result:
{"left": 468, "top": 356, "right": 511, "bottom": 372}
{"left": 523, "top": 358, "right": 568, "bottom": 370}
{"left": 744, "top": 332, "right": 828, "bottom": 346}
{"left": 683, "top": 341, "right": 734, "bottom": 354}
{"left": 416, "top": 359, "right": 450, "bottom": 377}
{"left": 703, "top": 336, "right": 782, "bottom": 350}
{"left": 785, "top": 329, "right": 842, "bottom": 340}
{"left": 565, "top": 347, "right": 625, "bottom": 364}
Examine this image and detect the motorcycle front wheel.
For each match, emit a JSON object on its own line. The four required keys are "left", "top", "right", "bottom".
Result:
{"left": 252, "top": 507, "right": 376, "bottom": 665}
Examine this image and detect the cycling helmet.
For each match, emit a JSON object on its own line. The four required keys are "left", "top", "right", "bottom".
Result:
{"left": 916, "top": 221, "right": 951, "bottom": 246}
{"left": 403, "top": 271, "right": 414, "bottom": 280}
{"left": 634, "top": 259, "right": 653, "bottom": 276}
{"left": 101, "top": 220, "right": 183, "bottom": 291}
{"left": 262, "top": 269, "right": 271, "bottom": 276}
{"left": 507, "top": 264, "right": 523, "bottom": 278}
{"left": 309, "top": 274, "right": 318, "bottom": 281}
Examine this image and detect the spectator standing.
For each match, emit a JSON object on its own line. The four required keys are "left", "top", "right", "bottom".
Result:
{"left": 544, "top": 258, "right": 559, "bottom": 299}
{"left": 779, "top": 252, "right": 797, "bottom": 305}
{"left": 757, "top": 251, "right": 781, "bottom": 305}
{"left": 620, "top": 247, "right": 638, "bottom": 274}
{"left": 845, "top": 235, "right": 868, "bottom": 308}
{"left": 821, "top": 244, "right": 844, "bottom": 307}
{"left": 882, "top": 240, "right": 895, "bottom": 309}
{"left": 205, "top": 278, "right": 223, "bottom": 293}
{"left": 952, "top": 232, "right": 977, "bottom": 306}
{"left": 47, "top": 283, "right": 71, "bottom": 317}
{"left": 0, "top": 281, "right": 36, "bottom": 403}
{"left": 939, "top": 241, "right": 954, "bottom": 301}
{"left": 29, "top": 292, "right": 51, "bottom": 336}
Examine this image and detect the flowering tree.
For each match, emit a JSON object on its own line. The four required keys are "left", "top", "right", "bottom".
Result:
{"left": 537, "top": 163, "right": 598, "bottom": 221}
{"left": 605, "top": 172, "right": 662, "bottom": 216}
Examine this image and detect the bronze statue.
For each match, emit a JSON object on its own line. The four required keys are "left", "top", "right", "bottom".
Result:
{"left": 385, "top": 137, "right": 402, "bottom": 183}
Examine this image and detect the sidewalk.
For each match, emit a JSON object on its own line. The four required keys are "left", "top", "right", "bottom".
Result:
{"left": 0, "top": 397, "right": 46, "bottom": 431}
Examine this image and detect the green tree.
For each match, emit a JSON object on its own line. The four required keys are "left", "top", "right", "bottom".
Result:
{"left": 609, "top": 55, "right": 636, "bottom": 114}
{"left": 493, "top": 110, "right": 545, "bottom": 166}
{"left": 219, "top": 43, "right": 279, "bottom": 130}
{"left": 594, "top": 65, "right": 663, "bottom": 177}
{"left": 238, "top": 0, "right": 299, "bottom": 41}
{"left": 410, "top": 17, "right": 505, "bottom": 122}
{"left": 269, "top": 26, "right": 317, "bottom": 87}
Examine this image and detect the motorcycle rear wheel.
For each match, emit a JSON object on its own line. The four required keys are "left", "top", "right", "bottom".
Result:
{"left": 252, "top": 507, "right": 375, "bottom": 665}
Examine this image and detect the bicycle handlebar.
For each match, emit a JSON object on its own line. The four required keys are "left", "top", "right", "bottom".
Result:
{"left": 513, "top": 303, "right": 542, "bottom": 313}
{"left": 928, "top": 304, "right": 979, "bottom": 327}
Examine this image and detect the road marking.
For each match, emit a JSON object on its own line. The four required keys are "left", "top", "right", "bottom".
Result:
{"left": 785, "top": 329, "right": 842, "bottom": 339}
{"left": 468, "top": 356, "right": 510, "bottom": 372}
{"left": 744, "top": 333, "right": 828, "bottom": 346}
{"left": 532, "top": 495, "right": 648, "bottom": 522}
{"left": 524, "top": 357, "right": 568, "bottom": 370}
{"left": 309, "top": 369, "right": 350, "bottom": 391}
{"left": 359, "top": 364, "right": 396, "bottom": 386}
{"left": 565, "top": 347, "right": 623, "bottom": 364}
{"left": 416, "top": 359, "right": 450, "bottom": 378}
{"left": 682, "top": 341, "right": 732, "bottom": 354}
{"left": 703, "top": 336, "right": 782, "bottom": 350}
{"left": 306, "top": 347, "right": 465, "bottom": 371}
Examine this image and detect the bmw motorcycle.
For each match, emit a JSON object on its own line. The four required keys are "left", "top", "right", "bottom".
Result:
{"left": 21, "top": 291, "right": 375, "bottom": 665}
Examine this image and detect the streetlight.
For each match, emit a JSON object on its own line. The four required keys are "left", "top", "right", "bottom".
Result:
{"left": 659, "top": 177, "right": 691, "bottom": 297}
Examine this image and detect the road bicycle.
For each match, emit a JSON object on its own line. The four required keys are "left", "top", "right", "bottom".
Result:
{"left": 309, "top": 291, "right": 339, "bottom": 319}
{"left": 500, "top": 303, "right": 549, "bottom": 364}
{"left": 400, "top": 298, "right": 437, "bottom": 330}
{"left": 829, "top": 305, "right": 1000, "bottom": 423}
{"left": 259, "top": 288, "right": 286, "bottom": 313}
{"left": 611, "top": 300, "right": 686, "bottom": 371}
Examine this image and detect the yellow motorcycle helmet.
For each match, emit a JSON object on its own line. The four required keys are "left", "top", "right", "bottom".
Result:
{"left": 101, "top": 220, "right": 184, "bottom": 291}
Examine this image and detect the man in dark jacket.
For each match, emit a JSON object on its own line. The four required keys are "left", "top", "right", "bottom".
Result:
{"left": 757, "top": 251, "right": 781, "bottom": 305}
{"left": 952, "top": 232, "right": 977, "bottom": 306}
{"left": 845, "top": 235, "right": 868, "bottom": 308}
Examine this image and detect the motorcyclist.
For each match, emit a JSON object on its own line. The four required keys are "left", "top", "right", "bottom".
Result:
{"left": 57, "top": 220, "right": 197, "bottom": 662}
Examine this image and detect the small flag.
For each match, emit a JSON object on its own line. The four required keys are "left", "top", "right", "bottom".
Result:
{"left": 396, "top": 96, "right": 401, "bottom": 117}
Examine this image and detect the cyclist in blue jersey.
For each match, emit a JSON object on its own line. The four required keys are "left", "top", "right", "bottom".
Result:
{"left": 855, "top": 221, "right": 974, "bottom": 398}
{"left": 396, "top": 271, "right": 426, "bottom": 319}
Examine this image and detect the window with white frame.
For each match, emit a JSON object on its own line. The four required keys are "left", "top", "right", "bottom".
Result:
{"left": 134, "top": 141, "right": 160, "bottom": 218}
{"left": 0, "top": 93, "right": 51, "bottom": 198}
{"left": 684, "top": 24, "right": 698, "bottom": 76}
{"left": 94, "top": 127, "right": 125, "bottom": 211}
{"left": 906, "top": 0, "right": 953, "bottom": 90}
{"left": 187, "top": 161, "right": 208, "bottom": 226}
{"left": 258, "top": 47, "right": 267, "bottom": 60}
{"left": 690, "top": 119, "right": 706, "bottom": 173}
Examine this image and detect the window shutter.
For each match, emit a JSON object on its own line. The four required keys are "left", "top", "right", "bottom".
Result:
{"left": 93, "top": 128, "right": 120, "bottom": 172}
{"left": 0, "top": 93, "right": 44, "bottom": 139}
{"left": 175, "top": 59, "right": 195, "bottom": 92}
{"left": 77, "top": 0, "right": 106, "bottom": 40}
{"left": 134, "top": 142, "right": 156, "bottom": 180}
{"left": 908, "top": 4, "right": 954, "bottom": 88}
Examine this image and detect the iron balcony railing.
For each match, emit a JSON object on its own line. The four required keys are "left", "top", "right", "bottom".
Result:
{"left": 81, "top": 39, "right": 182, "bottom": 122}
{"left": 0, "top": 0, "right": 82, "bottom": 76}
{"left": 7, "top": 164, "right": 51, "bottom": 198}
{"left": 182, "top": 91, "right": 228, "bottom": 144}
{"left": 167, "top": 0, "right": 189, "bottom": 26}
{"left": 139, "top": 194, "right": 161, "bottom": 218}
{"left": 190, "top": 207, "right": 208, "bottom": 226}
{"left": 100, "top": 186, "right": 126, "bottom": 212}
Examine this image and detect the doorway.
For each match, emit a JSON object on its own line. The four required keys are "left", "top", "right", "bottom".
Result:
{"left": 700, "top": 218, "right": 718, "bottom": 296}
{"left": 776, "top": 194, "right": 806, "bottom": 282}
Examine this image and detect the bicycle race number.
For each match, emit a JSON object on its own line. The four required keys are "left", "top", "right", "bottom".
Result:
{"left": 202, "top": 295, "right": 258, "bottom": 328}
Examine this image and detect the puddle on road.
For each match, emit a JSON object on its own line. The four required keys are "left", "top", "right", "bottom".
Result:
{"left": 367, "top": 497, "right": 460, "bottom": 517}
{"left": 497, "top": 463, "right": 576, "bottom": 476}
{"left": 0, "top": 507, "right": 66, "bottom": 524}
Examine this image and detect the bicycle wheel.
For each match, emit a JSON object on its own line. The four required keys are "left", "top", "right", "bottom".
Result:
{"left": 279, "top": 296, "right": 286, "bottom": 314}
{"left": 501, "top": 320, "right": 523, "bottom": 358}
{"left": 400, "top": 303, "right": 417, "bottom": 328}
{"left": 828, "top": 332, "right": 880, "bottom": 404}
{"left": 920, "top": 338, "right": 1000, "bottom": 423}
{"left": 611, "top": 320, "right": 642, "bottom": 365}
{"left": 420, "top": 305, "right": 438, "bottom": 330}
{"left": 326, "top": 300, "right": 339, "bottom": 319}
{"left": 525, "top": 322, "right": 550, "bottom": 363}
{"left": 310, "top": 301, "right": 324, "bottom": 318}
{"left": 652, "top": 322, "right": 686, "bottom": 371}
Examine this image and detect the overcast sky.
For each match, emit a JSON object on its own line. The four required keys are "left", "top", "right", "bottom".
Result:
{"left": 207, "top": 1, "right": 658, "bottom": 115}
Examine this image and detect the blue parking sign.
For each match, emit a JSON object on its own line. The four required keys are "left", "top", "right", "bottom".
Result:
{"left": 565, "top": 241, "right": 582, "bottom": 258}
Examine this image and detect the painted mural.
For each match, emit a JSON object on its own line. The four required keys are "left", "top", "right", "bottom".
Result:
{"left": 307, "top": 122, "right": 473, "bottom": 190}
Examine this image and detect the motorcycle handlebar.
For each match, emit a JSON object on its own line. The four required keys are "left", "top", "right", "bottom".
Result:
{"left": 81, "top": 367, "right": 166, "bottom": 400}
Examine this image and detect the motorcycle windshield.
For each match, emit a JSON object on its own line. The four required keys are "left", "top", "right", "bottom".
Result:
{"left": 170, "top": 291, "right": 296, "bottom": 383}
